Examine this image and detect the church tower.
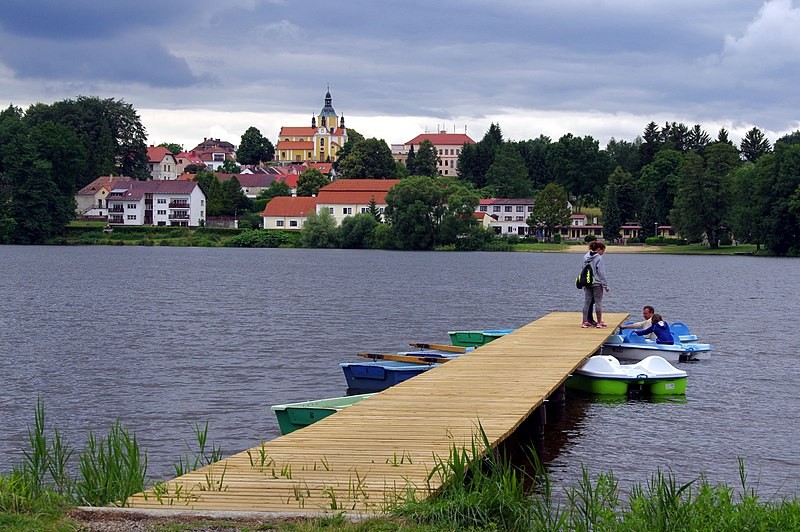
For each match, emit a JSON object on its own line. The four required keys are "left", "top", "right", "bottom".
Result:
{"left": 318, "top": 88, "right": 338, "bottom": 132}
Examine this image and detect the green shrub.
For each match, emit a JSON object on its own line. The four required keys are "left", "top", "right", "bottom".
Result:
{"left": 584, "top": 234, "right": 598, "bottom": 243}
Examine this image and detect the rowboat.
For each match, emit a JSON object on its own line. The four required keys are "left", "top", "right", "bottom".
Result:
{"left": 448, "top": 329, "right": 513, "bottom": 347}
{"left": 271, "top": 393, "right": 375, "bottom": 435}
{"left": 600, "top": 332, "right": 712, "bottom": 362}
{"left": 567, "top": 355, "right": 687, "bottom": 396}
{"left": 340, "top": 360, "right": 440, "bottom": 392}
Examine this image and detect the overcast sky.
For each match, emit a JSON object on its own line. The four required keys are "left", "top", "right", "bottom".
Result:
{"left": 1, "top": 0, "right": 799, "bottom": 151}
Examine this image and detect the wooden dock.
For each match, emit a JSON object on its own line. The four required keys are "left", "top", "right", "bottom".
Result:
{"left": 125, "top": 311, "right": 627, "bottom": 515}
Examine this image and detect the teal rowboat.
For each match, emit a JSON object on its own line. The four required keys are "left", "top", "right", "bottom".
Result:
{"left": 448, "top": 329, "right": 513, "bottom": 347}
{"left": 567, "top": 355, "right": 687, "bottom": 396}
{"left": 271, "top": 393, "right": 375, "bottom": 435}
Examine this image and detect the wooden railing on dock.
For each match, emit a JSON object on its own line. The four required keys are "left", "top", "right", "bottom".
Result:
{"left": 125, "top": 311, "right": 627, "bottom": 515}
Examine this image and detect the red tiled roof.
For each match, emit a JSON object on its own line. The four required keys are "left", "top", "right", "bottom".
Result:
{"left": 147, "top": 146, "right": 174, "bottom": 162}
{"left": 279, "top": 127, "right": 317, "bottom": 137}
{"left": 276, "top": 141, "right": 314, "bottom": 150}
{"left": 262, "top": 196, "right": 318, "bottom": 217}
{"left": 405, "top": 133, "right": 475, "bottom": 146}
{"left": 319, "top": 179, "right": 399, "bottom": 193}
{"left": 276, "top": 175, "right": 299, "bottom": 187}
{"left": 307, "top": 162, "right": 333, "bottom": 174}
{"left": 481, "top": 198, "right": 534, "bottom": 205}
{"left": 316, "top": 191, "right": 392, "bottom": 204}
{"left": 76, "top": 176, "right": 135, "bottom": 195}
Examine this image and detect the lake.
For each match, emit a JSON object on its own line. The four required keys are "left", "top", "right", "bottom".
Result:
{"left": 0, "top": 246, "right": 798, "bottom": 497}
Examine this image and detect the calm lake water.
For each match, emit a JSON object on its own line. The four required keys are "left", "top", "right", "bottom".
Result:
{"left": 1, "top": 246, "right": 798, "bottom": 497}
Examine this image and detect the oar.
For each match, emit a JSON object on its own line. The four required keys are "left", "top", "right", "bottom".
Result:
{"left": 408, "top": 342, "right": 467, "bottom": 354}
{"left": 356, "top": 352, "right": 452, "bottom": 364}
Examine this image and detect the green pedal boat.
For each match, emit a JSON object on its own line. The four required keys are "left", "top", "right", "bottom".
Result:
{"left": 567, "top": 355, "right": 687, "bottom": 396}
{"left": 271, "top": 393, "right": 376, "bottom": 435}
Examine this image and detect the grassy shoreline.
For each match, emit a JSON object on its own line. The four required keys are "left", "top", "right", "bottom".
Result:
{"left": 2, "top": 402, "right": 798, "bottom": 531}
{"left": 57, "top": 222, "right": 762, "bottom": 255}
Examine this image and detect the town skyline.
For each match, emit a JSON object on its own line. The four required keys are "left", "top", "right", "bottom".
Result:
{"left": 2, "top": 1, "right": 799, "bottom": 151}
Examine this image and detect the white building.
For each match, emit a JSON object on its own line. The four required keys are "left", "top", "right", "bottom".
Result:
{"left": 477, "top": 198, "right": 535, "bottom": 236}
{"left": 107, "top": 181, "right": 206, "bottom": 227}
{"left": 146, "top": 146, "right": 178, "bottom": 180}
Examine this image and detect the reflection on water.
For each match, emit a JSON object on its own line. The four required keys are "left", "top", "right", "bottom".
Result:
{"left": 0, "top": 246, "right": 798, "bottom": 496}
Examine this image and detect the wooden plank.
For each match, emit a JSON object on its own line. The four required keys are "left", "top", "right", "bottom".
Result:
{"left": 125, "top": 312, "right": 628, "bottom": 515}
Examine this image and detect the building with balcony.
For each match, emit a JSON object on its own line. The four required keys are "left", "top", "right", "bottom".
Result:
{"left": 106, "top": 180, "right": 206, "bottom": 227}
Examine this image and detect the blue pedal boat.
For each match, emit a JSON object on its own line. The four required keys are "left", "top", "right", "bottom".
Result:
{"left": 600, "top": 330, "right": 712, "bottom": 363}
{"left": 340, "top": 360, "right": 440, "bottom": 392}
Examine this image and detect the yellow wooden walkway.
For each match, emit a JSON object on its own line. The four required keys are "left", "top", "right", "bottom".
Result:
{"left": 126, "top": 312, "right": 627, "bottom": 514}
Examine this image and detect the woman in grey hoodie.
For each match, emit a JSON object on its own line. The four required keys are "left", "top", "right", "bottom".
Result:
{"left": 582, "top": 241, "right": 609, "bottom": 328}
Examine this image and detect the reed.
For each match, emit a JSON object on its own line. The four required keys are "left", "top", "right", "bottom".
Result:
{"left": 173, "top": 421, "right": 223, "bottom": 477}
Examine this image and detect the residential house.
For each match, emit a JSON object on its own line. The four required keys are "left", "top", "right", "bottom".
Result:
{"left": 74, "top": 176, "right": 134, "bottom": 217}
{"left": 187, "top": 138, "right": 237, "bottom": 170}
{"left": 315, "top": 179, "right": 399, "bottom": 225}
{"left": 275, "top": 90, "right": 348, "bottom": 164}
{"left": 106, "top": 180, "right": 206, "bottom": 227}
{"left": 261, "top": 196, "right": 319, "bottom": 230}
{"left": 562, "top": 214, "right": 603, "bottom": 240}
{"left": 147, "top": 146, "right": 178, "bottom": 180}
{"left": 175, "top": 151, "right": 205, "bottom": 174}
{"left": 477, "top": 198, "right": 534, "bottom": 236}
{"left": 393, "top": 131, "right": 476, "bottom": 177}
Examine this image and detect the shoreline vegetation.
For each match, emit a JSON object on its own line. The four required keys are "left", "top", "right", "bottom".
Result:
{"left": 47, "top": 222, "right": 762, "bottom": 256}
{"left": 2, "top": 401, "right": 798, "bottom": 531}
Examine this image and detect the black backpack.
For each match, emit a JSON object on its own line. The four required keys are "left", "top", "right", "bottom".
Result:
{"left": 575, "top": 261, "right": 594, "bottom": 289}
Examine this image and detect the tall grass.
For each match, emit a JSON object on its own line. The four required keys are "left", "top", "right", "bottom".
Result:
{"left": 0, "top": 397, "right": 145, "bottom": 510}
{"left": 393, "top": 424, "right": 800, "bottom": 531}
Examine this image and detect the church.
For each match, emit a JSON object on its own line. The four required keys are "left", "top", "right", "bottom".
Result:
{"left": 275, "top": 90, "right": 348, "bottom": 164}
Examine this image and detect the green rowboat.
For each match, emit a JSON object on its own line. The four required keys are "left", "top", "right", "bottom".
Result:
{"left": 271, "top": 393, "right": 375, "bottom": 435}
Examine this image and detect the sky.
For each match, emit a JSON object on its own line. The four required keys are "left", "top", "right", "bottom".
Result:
{"left": 1, "top": 0, "right": 799, "bottom": 152}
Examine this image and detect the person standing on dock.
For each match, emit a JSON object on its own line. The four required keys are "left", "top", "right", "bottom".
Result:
{"left": 581, "top": 241, "right": 609, "bottom": 328}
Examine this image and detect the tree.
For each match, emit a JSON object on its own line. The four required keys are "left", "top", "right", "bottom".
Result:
{"left": 236, "top": 126, "right": 274, "bottom": 165}
{"left": 332, "top": 128, "right": 365, "bottom": 172}
{"left": 258, "top": 180, "right": 291, "bottom": 200}
{"left": 671, "top": 142, "right": 739, "bottom": 247}
{"left": 526, "top": 183, "right": 571, "bottom": 242}
{"left": 184, "top": 163, "right": 206, "bottom": 173}
{"left": 367, "top": 197, "right": 382, "bottom": 222}
{"left": 485, "top": 143, "right": 532, "bottom": 198}
{"left": 740, "top": 127, "right": 771, "bottom": 163}
{"left": 413, "top": 139, "right": 439, "bottom": 177}
{"left": 10, "top": 160, "right": 75, "bottom": 244}
{"left": 457, "top": 123, "right": 503, "bottom": 188}
{"left": 221, "top": 175, "right": 251, "bottom": 215}
{"left": 639, "top": 122, "right": 661, "bottom": 166}
{"left": 384, "top": 176, "right": 479, "bottom": 250}
{"left": 605, "top": 137, "right": 641, "bottom": 177}
{"left": 296, "top": 168, "right": 330, "bottom": 197}
{"left": 300, "top": 209, "right": 339, "bottom": 248}
{"left": 687, "top": 125, "right": 712, "bottom": 154}
{"left": 194, "top": 170, "right": 224, "bottom": 215}
{"left": 547, "top": 134, "right": 611, "bottom": 210}
{"left": 24, "top": 96, "right": 149, "bottom": 183}
{"left": 405, "top": 145, "right": 416, "bottom": 175}
{"left": 516, "top": 136, "right": 554, "bottom": 191}
{"left": 220, "top": 159, "right": 241, "bottom": 174}
{"left": 336, "top": 138, "right": 396, "bottom": 178}
{"left": 638, "top": 148, "right": 682, "bottom": 229}
{"left": 158, "top": 142, "right": 183, "bottom": 155}
{"left": 603, "top": 166, "right": 637, "bottom": 240}
{"left": 339, "top": 212, "right": 379, "bottom": 248}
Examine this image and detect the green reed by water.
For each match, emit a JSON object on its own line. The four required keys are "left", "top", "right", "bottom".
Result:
{"left": 1, "top": 402, "right": 799, "bottom": 531}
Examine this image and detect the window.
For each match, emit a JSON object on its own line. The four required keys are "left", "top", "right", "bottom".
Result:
{"left": 505, "top": 216, "right": 512, "bottom": 221}
{"left": 328, "top": 207, "right": 334, "bottom": 214}
{"left": 516, "top": 206, "right": 524, "bottom": 212}
{"left": 319, "top": 138, "right": 325, "bottom": 146}
{"left": 505, "top": 206, "right": 512, "bottom": 212}
{"left": 516, "top": 216, "right": 524, "bottom": 221}
{"left": 157, "top": 210, "right": 166, "bottom": 215}
{"left": 289, "top": 220, "right": 298, "bottom": 227}
{"left": 127, "top": 204, "right": 136, "bottom": 209}
{"left": 479, "top": 206, "right": 487, "bottom": 212}
{"left": 281, "top": 152, "right": 286, "bottom": 159}
{"left": 527, "top": 206, "right": 533, "bottom": 212}
{"left": 157, "top": 198, "right": 167, "bottom": 204}
{"left": 507, "top": 226, "right": 514, "bottom": 233}
{"left": 200, "top": 199, "right": 204, "bottom": 206}
{"left": 361, "top": 207, "right": 368, "bottom": 213}
{"left": 342, "top": 207, "right": 352, "bottom": 215}
{"left": 127, "top": 215, "right": 136, "bottom": 220}
{"left": 493, "top": 206, "right": 501, "bottom": 212}
{"left": 276, "top": 220, "right": 285, "bottom": 227}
